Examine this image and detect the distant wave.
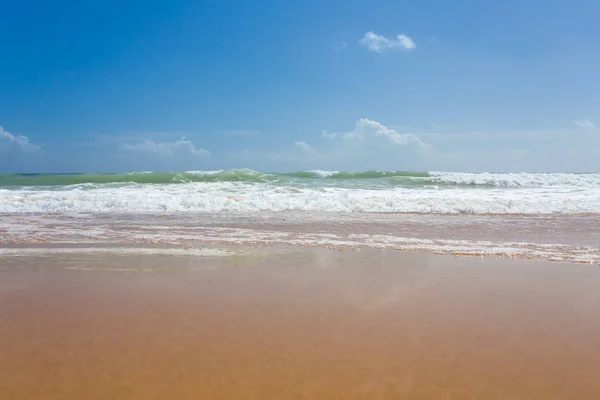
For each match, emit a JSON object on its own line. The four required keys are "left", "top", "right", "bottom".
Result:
{"left": 0, "top": 169, "right": 430, "bottom": 186}
{"left": 0, "top": 169, "right": 599, "bottom": 189}
{"left": 280, "top": 170, "right": 431, "bottom": 179}
{"left": 0, "top": 170, "right": 278, "bottom": 186}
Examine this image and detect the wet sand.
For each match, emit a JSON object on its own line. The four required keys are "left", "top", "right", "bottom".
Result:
{"left": 2, "top": 247, "right": 600, "bottom": 399}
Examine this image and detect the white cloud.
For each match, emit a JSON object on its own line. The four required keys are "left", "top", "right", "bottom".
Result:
{"left": 120, "top": 137, "right": 210, "bottom": 158}
{"left": 0, "top": 125, "right": 41, "bottom": 153}
{"left": 321, "top": 130, "right": 338, "bottom": 139}
{"left": 241, "top": 119, "right": 431, "bottom": 171}
{"left": 110, "top": 120, "right": 600, "bottom": 173}
{"left": 293, "top": 141, "right": 316, "bottom": 155}
{"left": 573, "top": 119, "right": 596, "bottom": 129}
{"left": 268, "top": 141, "right": 318, "bottom": 162}
{"left": 359, "top": 31, "right": 416, "bottom": 53}
{"left": 323, "top": 118, "right": 431, "bottom": 153}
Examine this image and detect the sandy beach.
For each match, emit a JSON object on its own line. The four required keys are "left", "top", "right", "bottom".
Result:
{"left": 4, "top": 0, "right": 600, "bottom": 398}
{"left": 2, "top": 246, "right": 600, "bottom": 399}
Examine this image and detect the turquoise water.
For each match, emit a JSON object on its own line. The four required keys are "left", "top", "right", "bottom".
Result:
{"left": 1, "top": 169, "right": 599, "bottom": 213}
{"left": 0, "top": 169, "right": 429, "bottom": 187}
{"left": 1, "top": 169, "right": 597, "bottom": 189}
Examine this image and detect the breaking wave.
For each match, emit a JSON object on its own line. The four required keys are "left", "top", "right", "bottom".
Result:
{"left": 1, "top": 169, "right": 599, "bottom": 188}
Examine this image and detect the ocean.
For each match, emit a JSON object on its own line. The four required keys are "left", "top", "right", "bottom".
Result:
{"left": 1, "top": 169, "right": 600, "bottom": 213}
{"left": 1, "top": 169, "right": 599, "bottom": 264}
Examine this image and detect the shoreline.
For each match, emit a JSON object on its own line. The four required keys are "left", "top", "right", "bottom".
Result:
{"left": 2, "top": 212, "right": 599, "bottom": 265}
{"left": 1, "top": 241, "right": 599, "bottom": 265}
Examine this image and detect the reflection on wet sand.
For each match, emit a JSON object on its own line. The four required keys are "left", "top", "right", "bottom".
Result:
{"left": 1, "top": 248, "right": 600, "bottom": 399}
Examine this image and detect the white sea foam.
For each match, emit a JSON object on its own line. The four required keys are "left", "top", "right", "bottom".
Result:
{"left": 0, "top": 247, "right": 235, "bottom": 257}
{"left": 309, "top": 170, "right": 340, "bottom": 178}
{"left": 429, "top": 172, "right": 600, "bottom": 188}
{"left": 1, "top": 171, "right": 599, "bottom": 214}
{"left": 186, "top": 170, "right": 224, "bottom": 175}
{"left": 1, "top": 214, "right": 598, "bottom": 264}
{"left": 1, "top": 181, "right": 599, "bottom": 214}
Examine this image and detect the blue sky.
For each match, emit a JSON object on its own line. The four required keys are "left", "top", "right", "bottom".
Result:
{"left": 1, "top": 0, "right": 599, "bottom": 172}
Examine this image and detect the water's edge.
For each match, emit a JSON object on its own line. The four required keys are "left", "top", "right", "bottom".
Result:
{"left": 2, "top": 212, "right": 598, "bottom": 265}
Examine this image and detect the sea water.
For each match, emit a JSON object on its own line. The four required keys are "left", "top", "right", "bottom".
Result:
{"left": 1, "top": 169, "right": 599, "bottom": 213}
{"left": 1, "top": 169, "right": 599, "bottom": 264}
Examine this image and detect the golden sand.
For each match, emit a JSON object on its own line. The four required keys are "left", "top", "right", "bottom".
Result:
{"left": 1, "top": 248, "right": 600, "bottom": 399}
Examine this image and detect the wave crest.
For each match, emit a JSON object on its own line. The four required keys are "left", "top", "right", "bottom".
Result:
{"left": 1, "top": 170, "right": 599, "bottom": 189}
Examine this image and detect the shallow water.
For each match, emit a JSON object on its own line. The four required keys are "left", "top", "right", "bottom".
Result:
{"left": 1, "top": 212, "right": 599, "bottom": 264}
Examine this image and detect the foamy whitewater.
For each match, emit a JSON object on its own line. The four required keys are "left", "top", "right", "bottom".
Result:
{"left": 2, "top": 170, "right": 599, "bottom": 264}
{"left": 1, "top": 169, "right": 600, "bottom": 214}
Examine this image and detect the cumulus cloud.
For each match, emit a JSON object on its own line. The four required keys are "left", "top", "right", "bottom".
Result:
{"left": 359, "top": 31, "right": 416, "bottom": 53}
{"left": 0, "top": 125, "right": 42, "bottom": 153}
{"left": 322, "top": 118, "right": 431, "bottom": 153}
{"left": 254, "top": 119, "right": 432, "bottom": 171}
{"left": 120, "top": 137, "right": 210, "bottom": 158}
{"left": 293, "top": 141, "right": 316, "bottom": 155}
{"left": 321, "top": 131, "right": 338, "bottom": 139}
{"left": 268, "top": 141, "right": 318, "bottom": 163}
{"left": 244, "top": 120, "right": 597, "bottom": 174}
{"left": 573, "top": 119, "right": 596, "bottom": 129}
